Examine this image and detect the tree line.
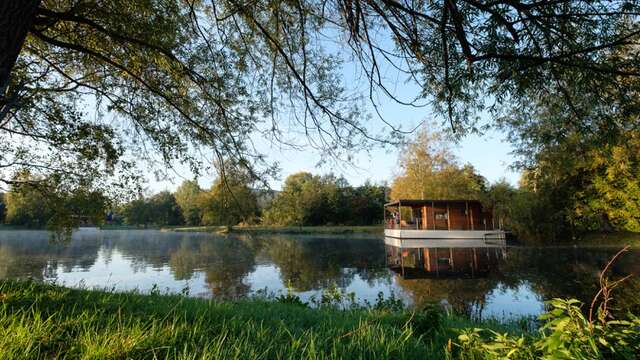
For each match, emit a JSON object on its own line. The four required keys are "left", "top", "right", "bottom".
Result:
{"left": 2, "top": 123, "right": 636, "bottom": 241}
{"left": 0, "top": 172, "right": 387, "bottom": 228}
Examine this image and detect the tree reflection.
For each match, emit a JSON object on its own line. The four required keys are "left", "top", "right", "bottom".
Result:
{"left": 258, "top": 235, "right": 388, "bottom": 291}
{"left": 387, "top": 244, "right": 640, "bottom": 317}
{"left": 497, "top": 247, "right": 640, "bottom": 316}
{"left": 0, "top": 230, "right": 102, "bottom": 279}
{"left": 168, "top": 235, "right": 256, "bottom": 298}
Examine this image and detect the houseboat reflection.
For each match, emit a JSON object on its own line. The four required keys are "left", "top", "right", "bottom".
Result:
{"left": 385, "top": 237, "right": 507, "bottom": 279}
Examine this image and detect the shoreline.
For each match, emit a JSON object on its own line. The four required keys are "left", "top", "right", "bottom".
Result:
{"left": 162, "top": 225, "right": 384, "bottom": 235}
{"left": 1, "top": 224, "right": 637, "bottom": 247}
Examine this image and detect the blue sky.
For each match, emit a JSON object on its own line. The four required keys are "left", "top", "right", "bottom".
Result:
{"left": 145, "top": 39, "right": 521, "bottom": 193}
{"left": 145, "top": 87, "right": 520, "bottom": 193}
{"left": 147, "top": 128, "right": 519, "bottom": 192}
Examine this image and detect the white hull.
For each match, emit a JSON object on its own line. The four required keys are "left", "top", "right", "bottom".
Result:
{"left": 384, "top": 236, "right": 506, "bottom": 248}
{"left": 384, "top": 229, "right": 506, "bottom": 240}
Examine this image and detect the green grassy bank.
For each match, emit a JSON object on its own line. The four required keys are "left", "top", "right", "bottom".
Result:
{"left": 1, "top": 280, "right": 638, "bottom": 359}
{"left": 0, "top": 280, "right": 505, "bottom": 360}
{"left": 162, "top": 225, "right": 384, "bottom": 235}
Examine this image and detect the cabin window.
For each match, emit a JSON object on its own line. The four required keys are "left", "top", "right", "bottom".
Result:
{"left": 435, "top": 212, "right": 448, "bottom": 220}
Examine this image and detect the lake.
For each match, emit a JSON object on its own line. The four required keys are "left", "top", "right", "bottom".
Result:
{"left": 0, "top": 229, "right": 638, "bottom": 320}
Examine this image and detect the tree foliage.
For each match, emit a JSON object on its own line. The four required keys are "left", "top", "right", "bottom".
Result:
{"left": 3, "top": 171, "right": 107, "bottom": 231}
{"left": 121, "top": 191, "right": 183, "bottom": 227}
{"left": 263, "top": 172, "right": 385, "bottom": 226}
{"left": 2, "top": 0, "right": 640, "bottom": 196}
{"left": 121, "top": 198, "right": 154, "bottom": 227}
{"left": 482, "top": 179, "right": 516, "bottom": 231}
{"left": 174, "top": 180, "right": 203, "bottom": 226}
{"left": 149, "top": 191, "right": 184, "bottom": 226}
{"left": 199, "top": 173, "right": 258, "bottom": 227}
{"left": 512, "top": 130, "right": 640, "bottom": 237}
{"left": 4, "top": 181, "right": 52, "bottom": 228}
{"left": 578, "top": 132, "right": 640, "bottom": 232}
{"left": 390, "top": 128, "right": 486, "bottom": 200}
{"left": 495, "top": 51, "right": 640, "bottom": 237}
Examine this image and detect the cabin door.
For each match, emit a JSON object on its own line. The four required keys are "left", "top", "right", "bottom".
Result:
{"left": 433, "top": 205, "right": 448, "bottom": 230}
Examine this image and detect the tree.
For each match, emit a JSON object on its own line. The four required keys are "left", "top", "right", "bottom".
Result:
{"left": 174, "top": 180, "right": 203, "bottom": 226}
{"left": 121, "top": 198, "right": 153, "bottom": 227}
{"left": 120, "top": 191, "right": 183, "bottom": 227}
{"left": 390, "top": 127, "right": 486, "bottom": 200}
{"left": 264, "top": 172, "right": 317, "bottom": 226}
{"left": 263, "top": 172, "right": 385, "bottom": 226}
{"left": 350, "top": 182, "right": 387, "bottom": 226}
{"left": 498, "top": 55, "right": 640, "bottom": 237}
{"left": 3, "top": 171, "right": 107, "bottom": 230}
{"left": 263, "top": 172, "right": 339, "bottom": 226}
{"left": 3, "top": 0, "right": 640, "bottom": 199}
{"left": 4, "top": 182, "right": 52, "bottom": 228}
{"left": 515, "top": 130, "right": 640, "bottom": 236}
{"left": 483, "top": 180, "right": 516, "bottom": 231}
{"left": 199, "top": 173, "right": 258, "bottom": 227}
{"left": 149, "top": 191, "right": 184, "bottom": 226}
{"left": 576, "top": 132, "right": 640, "bottom": 232}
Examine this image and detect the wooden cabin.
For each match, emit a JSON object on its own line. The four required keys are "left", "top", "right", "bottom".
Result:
{"left": 384, "top": 199, "right": 506, "bottom": 240}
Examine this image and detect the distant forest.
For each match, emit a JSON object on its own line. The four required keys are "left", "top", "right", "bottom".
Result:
{"left": 0, "top": 172, "right": 387, "bottom": 229}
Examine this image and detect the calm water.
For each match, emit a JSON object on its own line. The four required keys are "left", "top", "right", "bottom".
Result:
{"left": 0, "top": 229, "right": 638, "bottom": 320}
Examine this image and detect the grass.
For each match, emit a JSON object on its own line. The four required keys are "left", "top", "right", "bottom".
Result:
{"left": 162, "top": 225, "right": 384, "bottom": 235}
{"left": 0, "top": 280, "right": 522, "bottom": 360}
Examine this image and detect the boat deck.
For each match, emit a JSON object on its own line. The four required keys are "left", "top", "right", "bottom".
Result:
{"left": 384, "top": 236, "right": 507, "bottom": 248}
{"left": 384, "top": 229, "right": 506, "bottom": 241}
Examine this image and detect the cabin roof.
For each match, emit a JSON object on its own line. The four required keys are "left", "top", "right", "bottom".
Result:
{"left": 384, "top": 199, "right": 482, "bottom": 207}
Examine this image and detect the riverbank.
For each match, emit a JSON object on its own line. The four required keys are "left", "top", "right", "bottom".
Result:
{"left": 2, "top": 280, "right": 638, "bottom": 359}
{"left": 161, "top": 225, "right": 384, "bottom": 235}
{"left": 0, "top": 280, "right": 511, "bottom": 359}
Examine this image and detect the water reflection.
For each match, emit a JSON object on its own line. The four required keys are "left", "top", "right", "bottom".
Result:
{"left": 0, "top": 229, "right": 637, "bottom": 320}
{"left": 385, "top": 241, "right": 515, "bottom": 318}
{"left": 386, "top": 245, "right": 506, "bottom": 279}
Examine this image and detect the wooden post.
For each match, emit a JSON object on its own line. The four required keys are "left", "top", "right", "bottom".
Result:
{"left": 432, "top": 201, "right": 435, "bottom": 230}
{"left": 400, "top": 247, "right": 404, "bottom": 277}
{"left": 422, "top": 206, "right": 427, "bottom": 230}
{"left": 446, "top": 203, "right": 451, "bottom": 230}
{"left": 465, "top": 201, "right": 469, "bottom": 230}
{"left": 435, "top": 249, "right": 439, "bottom": 277}
{"left": 470, "top": 205, "right": 475, "bottom": 231}
{"left": 424, "top": 248, "right": 431, "bottom": 271}
{"left": 449, "top": 248, "right": 454, "bottom": 270}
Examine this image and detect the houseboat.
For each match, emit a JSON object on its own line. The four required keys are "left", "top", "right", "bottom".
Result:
{"left": 384, "top": 199, "right": 506, "bottom": 241}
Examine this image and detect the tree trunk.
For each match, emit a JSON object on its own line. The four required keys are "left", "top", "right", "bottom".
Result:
{"left": 0, "top": 0, "right": 41, "bottom": 92}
